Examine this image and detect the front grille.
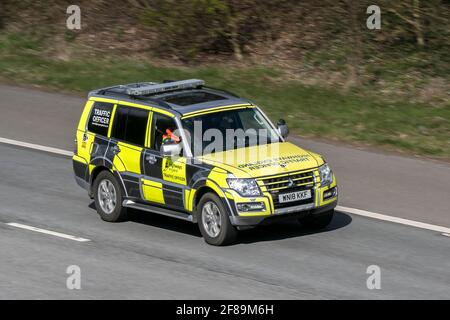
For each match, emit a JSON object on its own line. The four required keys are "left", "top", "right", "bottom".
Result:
{"left": 258, "top": 170, "right": 316, "bottom": 209}
{"left": 260, "top": 170, "right": 315, "bottom": 192}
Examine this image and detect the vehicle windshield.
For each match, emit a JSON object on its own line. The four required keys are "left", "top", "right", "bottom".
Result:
{"left": 181, "top": 107, "right": 281, "bottom": 156}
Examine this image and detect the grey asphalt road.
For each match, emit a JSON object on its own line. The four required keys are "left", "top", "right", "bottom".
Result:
{"left": 0, "top": 144, "right": 449, "bottom": 299}
{"left": 0, "top": 84, "right": 449, "bottom": 299}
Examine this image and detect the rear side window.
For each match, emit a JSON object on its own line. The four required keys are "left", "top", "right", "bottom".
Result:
{"left": 87, "top": 102, "right": 113, "bottom": 136}
{"left": 111, "top": 105, "right": 149, "bottom": 146}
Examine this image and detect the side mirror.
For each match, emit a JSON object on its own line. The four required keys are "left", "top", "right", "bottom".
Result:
{"left": 277, "top": 119, "right": 289, "bottom": 139}
{"left": 161, "top": 143, "right": 182, "bottom": 157}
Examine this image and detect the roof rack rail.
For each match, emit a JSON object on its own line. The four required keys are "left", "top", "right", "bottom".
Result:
{"left": 90, "top": 83, "right": 173, "bottom": 109}
{"left": 127, "top": 79, "right": 205, "bottom": 96}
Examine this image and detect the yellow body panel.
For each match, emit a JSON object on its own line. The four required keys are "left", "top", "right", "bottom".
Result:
{"left": 72, "top": 154, "right": 87, "bottom": 164}
{"left": 90, "top": 97, "right": 118, "bottom": 104}
{"left": 115, "top": 142, "right": 142, "bottom": 174}
{"left": 199, "top": 142, "right": 323, "bottom": 179}
{"left": 112, "top": 153, "right": 126, "bottom": 172}
{"left": 152, "top": 108, "right": 175, "bottom": 118}
{"left": 75, "top": 130, "right": 95, "bottom": 163}
{"left": 184, "top": 189, "right": 192, "bottom": 211}
{"left": 317, "top": 177, "right": 338, "bottom": 206}
{"left": 142, "top": 179, "right": 165, "bottom": 204}
{"left": 77, "top": 101, "right": 94, "bottom": 131}
{"left": 75, "top": 100, "right": 96, "bottom": 164}
{"left": 201, "top": 144, "right": 336, "bottom": 217}
{"left": 107, "top": 104, "right": 117, "bottom": 137}
{"left": 187, "top": 189, "right": 196, "bottom": 212}
{"left": 145, "top": 112, "right": 153, "bottom": 148}
{"left": 118, "top": 101, "right": 152, "bottom": 110}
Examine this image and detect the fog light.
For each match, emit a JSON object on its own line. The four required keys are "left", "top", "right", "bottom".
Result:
{"left": 237, "top": 202, "right": 266, "bottom": 212}
{"left": 323, "top": 187, "right": 337, "bottom": 200}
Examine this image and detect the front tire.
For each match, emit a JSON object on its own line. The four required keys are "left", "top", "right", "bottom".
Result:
{"left": 197, "top": 193, "right": 237, "bottom": 246}
{"left": 93, "top": 170, "right": 127, "bottom": 222}
{"left": 299, "top": 209, "right": 334, "bottom": 229}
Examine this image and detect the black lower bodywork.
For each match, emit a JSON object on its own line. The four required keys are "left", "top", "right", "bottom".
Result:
{"left": 229, "top": 201, "right": 337, "bottom": 227}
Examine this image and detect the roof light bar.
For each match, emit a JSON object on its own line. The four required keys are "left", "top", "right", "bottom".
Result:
{"left": 126, "top": 79, "right": 205, "bottom": 96}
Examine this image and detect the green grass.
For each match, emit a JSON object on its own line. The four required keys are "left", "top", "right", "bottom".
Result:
{"left": 1, "top": 33, "right": 449, "bottom": 159}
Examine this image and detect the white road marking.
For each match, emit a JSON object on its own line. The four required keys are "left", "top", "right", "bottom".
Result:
{"left": 442, "top": 233, "right": 450, "bottom": 238}
{"left": 0, "top": 137, "right": 72, "bottom": 157}
{"left": 337, "top": 205, "right": 450, "bottom": 234}
{"left": 1, "top": 137, "right": 449, "bottom": 235}
{"left": 6, "top": 223, "right": 90, "bottom": 242}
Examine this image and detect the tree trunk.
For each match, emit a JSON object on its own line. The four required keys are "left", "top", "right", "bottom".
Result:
{"left": 229, "top": 18, "right": 243, "bottom": 61}
{"left": 413, "top": 0, "right": 425, "bottom": 46}
{"left": 387, "top": 1, "right": 426, "bottom": 48}
{"left": 346, "top": 0, "right": 362, "bottom": 87}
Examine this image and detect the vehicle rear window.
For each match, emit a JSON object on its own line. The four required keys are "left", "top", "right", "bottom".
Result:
{"left": 111, "top": 105, "right": 149, "bottom": 146}
{"left": 87, "top": 102, "right": 113, "bottom": 136}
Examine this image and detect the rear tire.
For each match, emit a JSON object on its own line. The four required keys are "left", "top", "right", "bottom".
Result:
{"left": 197, "top": 193, "right": 237, "bottom": 246}
{"left": 93, "top": 170, "right": 128, "bottom": 222}
{"left": 299, "top": 209, "right": 334, "bottom": 229}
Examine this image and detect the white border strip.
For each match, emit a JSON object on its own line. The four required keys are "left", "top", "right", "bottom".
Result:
{"left": 337, "top": 205, "right": 450, "bottom": 234}
{"left": 0, "top": 137, "right": 72, "bottom": 157}
{"left": 7, "top": 223, "right": 90, "bottom": 242}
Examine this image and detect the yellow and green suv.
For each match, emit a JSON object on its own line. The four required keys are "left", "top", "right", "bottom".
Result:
{"left": 73, "top": 79, "right": 337, "bottom": 245}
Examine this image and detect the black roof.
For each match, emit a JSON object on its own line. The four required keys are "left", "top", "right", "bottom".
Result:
{"left": 88, "top": 81, "right": 251, "bottom": 116}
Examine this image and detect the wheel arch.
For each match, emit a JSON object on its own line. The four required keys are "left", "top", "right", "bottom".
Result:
{"left": 193, "top": 186, "right": 217, "bottom": 212}
{"left": 192, "top": 182, "right": 235, "bottom": 221}
{"left": 89, "top": 166, "right": 126, "bottom": 198}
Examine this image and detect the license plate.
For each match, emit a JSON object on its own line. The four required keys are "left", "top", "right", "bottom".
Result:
{"left": 279, "top": 190, "right": 311, "bottom": 203}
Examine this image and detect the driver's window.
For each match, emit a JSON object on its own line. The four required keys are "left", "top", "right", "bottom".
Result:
{"left": 150, "top": 112, "right": 180, "bottom": 151}
{"left": 237, "top": 108, "right": 267, "bottom": 132}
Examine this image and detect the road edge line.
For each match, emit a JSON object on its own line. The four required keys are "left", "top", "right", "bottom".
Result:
{"left": 337, "top": 205, "right": 450, "bottom": 234}
{"left": 0, "top": 137, "right": 72, "bottom": 157}
{"left": 6, "top": 223, "right": 90, "bottom": 242}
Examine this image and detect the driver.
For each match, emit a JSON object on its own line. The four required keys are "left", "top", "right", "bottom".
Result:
{"left": 162, "top": 127, "right": 181, "bottom": 145}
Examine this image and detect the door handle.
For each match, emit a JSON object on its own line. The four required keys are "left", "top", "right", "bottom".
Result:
{"left": 111, "top": 145, "right": 121, "bottom": 155}
{"left": 146, "top": 154, "right": 157, "bottom": 165}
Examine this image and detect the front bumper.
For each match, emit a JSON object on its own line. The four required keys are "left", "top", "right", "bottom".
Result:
{"left": 229, "top": 200, "right": 337, "bottom": 227}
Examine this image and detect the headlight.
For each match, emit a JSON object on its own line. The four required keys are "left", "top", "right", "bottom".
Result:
{"left": 227, "top": 178, "right": 261, "bottom": 197}
{"left": 319, "top": 163, "right": 333, "bottom": 186}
